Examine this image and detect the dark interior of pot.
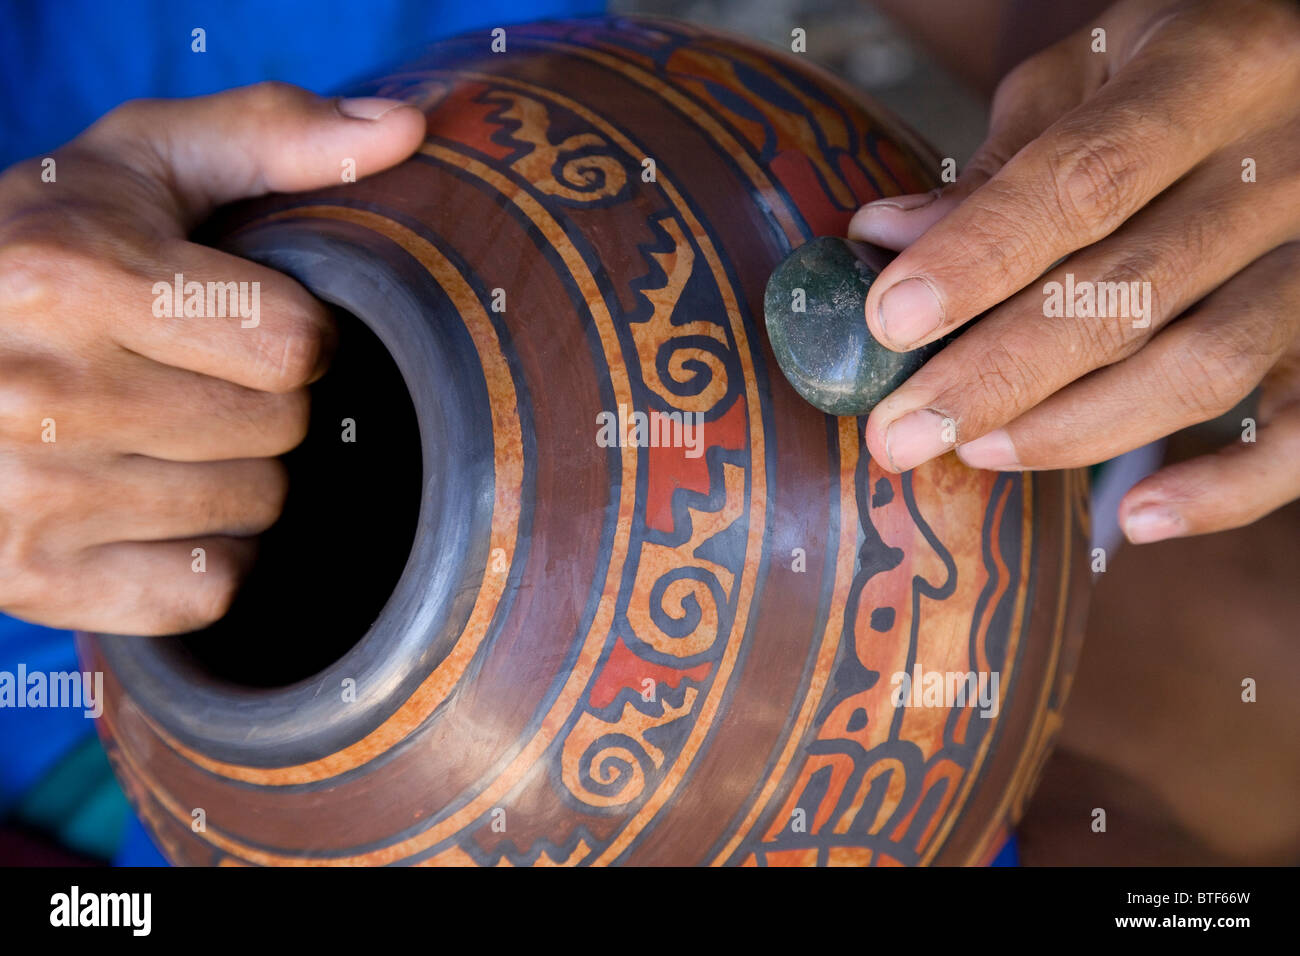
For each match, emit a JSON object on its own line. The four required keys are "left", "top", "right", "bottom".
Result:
{"left": 175, "top": 308, "right": 423, "bottom": 687}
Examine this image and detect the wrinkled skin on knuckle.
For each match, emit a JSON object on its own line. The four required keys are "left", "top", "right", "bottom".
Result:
{"left": 951, "top": 187, "right": 1047, "bottom": 289}
{"left": 251, "top": 322, "right": 326, "bottom": 393}
{"left": 937, "top": 334, "right": 1044, "bottom": 432}
{"left": 76, "top": 102, "right": 179, "bottom": 199}
{"left": 1088, "top": 257, "right": 1166, "bottom": 352}
{"left": 1081, "top": 312, "right": 1146, "bottom": 366}
{"left": 1244, "top": 275, "right": 1300, "bottom": 359}
{"left": 1047, "top": 126, "right": 1151, "bottom": 235}
{"left": 1139, "top": 209, "right": 1219, "bottom": 302}
{"left": 1166, "top": 324, "right": 1264, "bottom": 420}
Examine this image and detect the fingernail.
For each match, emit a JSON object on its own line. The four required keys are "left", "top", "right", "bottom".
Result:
{"left": 337, "top": 97, "right": 408, "bottom": 120}
{"left": 1123, "top": 505, "right": 1184, "bottom": 544}
{"left": 884, "top": 409, "right": 952, "bottom": 471}
{"left": 957, "top": 429, "right": 1019, "bottom": 470}
{"left": 878, "top": 278, "right": 944, "bottom": 349}
{"left": 862, "top": 190, "right": 939, "bottom": 212}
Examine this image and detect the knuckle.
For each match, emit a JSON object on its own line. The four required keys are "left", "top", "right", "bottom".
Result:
{"left": 0, "top": 224, "right": 141, "bottom": 313}
{"left": 0, "top": 238, "right": 77, "bottom": 307}
{"left": 173, "top": 565, "right": 241, "bottom": 633}
{"left": 89, "top": 99, "right": 153, "bottom": 140}
{"left": 1048, "top": 131, "right": 1147, "bottom": 232}
{"left": 945, "top": 334, "right": 1044, "bottom": 422}
{"left": 1073, "top": 259, "right": 1164, "bottom": 359}
{"left": 953, "top": 188, "right": 1043, "bottom": 282}
{"left": 1166, "top": 324, "right": 1262, "bottom": 419}
{"left": 239, "top": 80, "right": 308, "bottom": 116}
{"left": 0, "top": 371, "right": 63, "bottom": 439}
{"left": 256, "top": 318, "right": 328, "bottom": 392}
{"left": 1073, "top": 313, "right": 1134, "bottom": 364}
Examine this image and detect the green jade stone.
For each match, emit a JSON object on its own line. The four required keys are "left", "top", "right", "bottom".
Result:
{"left": 763, "top": 236, "right": 944, "bottom": 417}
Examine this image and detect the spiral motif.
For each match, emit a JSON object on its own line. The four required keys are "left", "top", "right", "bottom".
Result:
{"left": 578, "top": 737, "right": 651, "bottom": 805}
{"left": 552, "top": 149, "right": 628, "bottom": 199}
{"left": 639, "top": 568, "right": 725, "bottom": 659}
{"left": 652, "top": 337, "right": 734, "bottom": 416}
{"left": 484, "top": 90, "right": 629, "bottom": 203}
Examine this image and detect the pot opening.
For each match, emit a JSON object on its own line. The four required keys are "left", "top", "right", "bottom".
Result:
{"left": 175, "top": 307, "right": 423, "bottom": 687}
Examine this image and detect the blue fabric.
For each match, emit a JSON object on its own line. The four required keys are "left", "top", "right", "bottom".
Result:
{"left": 0, "top": 0, "right": 600, "bottom": 864}
{"left": 989, "top": 834, "right": 1020, "bottom": 867}
{"left": 0, "top": 0, "right": 603, "bottom": 168}
{"left": 114, "top": 812, "right": 170, "bottom": 867}
{"left": 0, "top": 617, "right": 90, "bottom": 815}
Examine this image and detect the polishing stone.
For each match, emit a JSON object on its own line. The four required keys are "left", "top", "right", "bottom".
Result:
{"left": 763, "top": 236, "right": 943, "bottom": 417}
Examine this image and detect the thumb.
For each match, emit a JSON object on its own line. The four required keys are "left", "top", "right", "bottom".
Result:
{"left": 81, "top": 81, "right": 425, "bottom": 226}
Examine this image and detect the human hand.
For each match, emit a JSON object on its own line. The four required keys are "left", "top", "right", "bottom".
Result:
{"left": 0, "top": 82, "right": 424, "bottom": 633}
{"left": 849, "top": 0, "right": 1300, "bottom": 543}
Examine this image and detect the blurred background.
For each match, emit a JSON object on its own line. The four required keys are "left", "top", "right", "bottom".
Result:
{"left": 611, "top": 0, "right": 987, "bottom": 162}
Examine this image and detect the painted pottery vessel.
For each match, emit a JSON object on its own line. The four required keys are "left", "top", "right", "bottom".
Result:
{"left": 78, "top": 16, "right": 1090, "bottom": 866}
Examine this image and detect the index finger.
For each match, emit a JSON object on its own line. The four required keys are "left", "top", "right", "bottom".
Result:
{"left": 111, "top": 240, "right": 337, "bottom": 393}
{"left": 863, "top": 16, "right": 1267, "bottom": 353}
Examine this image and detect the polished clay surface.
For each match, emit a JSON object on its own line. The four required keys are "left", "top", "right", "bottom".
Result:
{"left": 79, "top": 16, "right": 1089, "bottom": 867}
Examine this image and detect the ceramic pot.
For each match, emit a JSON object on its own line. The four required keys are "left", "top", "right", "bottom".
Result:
{"left": 78, "top": 16, "right": 1090, "bottom": 866}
